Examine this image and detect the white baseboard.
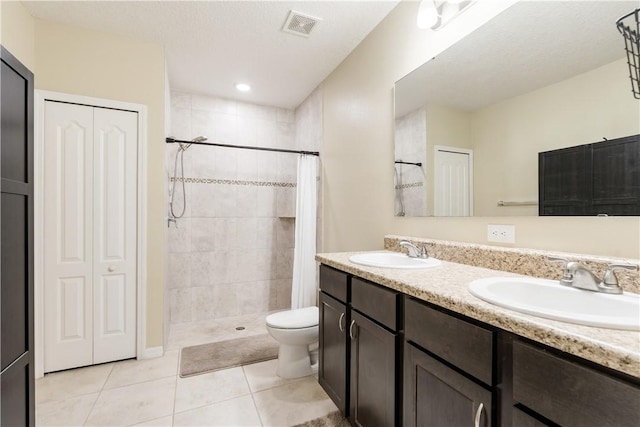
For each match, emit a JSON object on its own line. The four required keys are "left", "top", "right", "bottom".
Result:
{"left": 139, "top": 346, "right": 164, "bottom": 359}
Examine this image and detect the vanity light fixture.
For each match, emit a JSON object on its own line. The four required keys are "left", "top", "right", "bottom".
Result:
{"left": 235, "top": 83, "right": 251, "bottom": 92}
{"left": 417, "top": 0, "right": 476, "bottom": 31}
{"left": 417, "top": 0, "right": 439, "bottom": 29}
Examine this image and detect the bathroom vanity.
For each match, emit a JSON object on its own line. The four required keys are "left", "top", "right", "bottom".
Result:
{"left": 316, "top": 243, "right": 640, "bottom": 427}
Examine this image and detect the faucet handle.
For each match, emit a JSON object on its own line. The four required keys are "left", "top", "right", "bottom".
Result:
{"left": 602, "top": 263, "right": 639, "bottom": 288}
{"left": 548, "top": 256, "right": 573, "bottom": 285}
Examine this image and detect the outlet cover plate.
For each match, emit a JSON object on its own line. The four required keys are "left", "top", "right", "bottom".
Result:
{"left": 487, "top": 224, "right": 516, "bottom": 243}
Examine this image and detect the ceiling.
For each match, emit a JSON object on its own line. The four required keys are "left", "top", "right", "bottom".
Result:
{"left": 395, "top": 1, "right": 637, "bottom": 115}
{"left": 23, "top": 0, "right": 399, "bottom": 109}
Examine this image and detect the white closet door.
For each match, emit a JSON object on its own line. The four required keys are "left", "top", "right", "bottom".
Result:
{"left": 92, "top": 107, "right": 137, "bottom": 364}
{"left": 434, "top": 148, "right": 472, "bottom": 217}
{"left": 43, "top": 102, "right": 138, "bottom": 373}
{"left": 43, "top": 102, "right": 95, "bottom": 372}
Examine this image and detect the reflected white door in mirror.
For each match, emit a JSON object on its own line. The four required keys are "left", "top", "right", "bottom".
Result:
{"left": 434, "top": 146, "right": 473, "bottom": 217}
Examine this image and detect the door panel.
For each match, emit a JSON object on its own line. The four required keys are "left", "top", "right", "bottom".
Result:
{"left": 57, "top": 277, "right": 87, "bottom": 341}
{"left": 350, "top": 311, "right": 396, "bottom": 427}
{"left": 44, "top": 102, "right": 94, "bottom": 372}
{"left": 92, "top": 107, "right": 137, "bottom": 364}
{"left": 434, "top": 148, "right": 471, "bottom": 216}
{"left": 1, "top": 194, "right": 28, "bottom": 370}
{"left": 319, "top": 292, "right": 348, "bottom": 414}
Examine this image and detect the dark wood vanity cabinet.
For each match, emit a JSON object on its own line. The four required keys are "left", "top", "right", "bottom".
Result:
{"left": 539, "top": 134, "right": 640, "bottom": 216}
{"left": 319, "top": 266, "right": 350, "bottom": 415}
{"left": 512, "top": 341, "right": 640, "bottom": 427}
{"left": 349, "top": 278, "right": 400, "bottom": 427}
{"left": 404, "top": 298, "right": 494, "bottom": 427}
{"left": 318, "top": 266, "right": 401, "bottom": 426}
{"left": 318, "top": 264, "right": 640, "bottom": 427}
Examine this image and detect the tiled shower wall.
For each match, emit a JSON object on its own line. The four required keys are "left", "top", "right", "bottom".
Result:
{"left": 394, "top": 107, "right": 427, "bottom": 216}
{"left": 167, "top": 88, "right": 322, "bottom": 324}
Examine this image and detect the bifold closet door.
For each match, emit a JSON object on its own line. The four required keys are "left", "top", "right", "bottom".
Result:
{"left": 43, "top": 102, "right": 137, "bottom": 373}
{"left": 92, "top": 107, "right": 137, "bottom": 365}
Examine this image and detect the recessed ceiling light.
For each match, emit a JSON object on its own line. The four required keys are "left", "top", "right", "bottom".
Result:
{"left": 236, "top": 83, "right": 251, "bottom": 92}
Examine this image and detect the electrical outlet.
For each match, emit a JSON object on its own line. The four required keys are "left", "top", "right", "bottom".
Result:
{"left": 487, "top": 224, "right": 516, "bottom": 243}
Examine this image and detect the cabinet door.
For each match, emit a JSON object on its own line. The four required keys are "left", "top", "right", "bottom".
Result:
{"left": 1, "top": 45, "right": 35, "bottom": 426}
{"left": 350, "top": 311, "right": 397, "bottom": 427}
{"left": 538, "top": 145, "right": 589, "bottom": 216}
{"left": 318, "top": 291, "right": 348, "bottom": 414}
{"left": 590, "top": 135, "right": 640, "bottom": 215}
{"left": 404, "top": 343, "right": 491, "bottom": 427}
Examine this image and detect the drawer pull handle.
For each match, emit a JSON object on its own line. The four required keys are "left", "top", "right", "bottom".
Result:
{"left": 338, "top": 313, "right": 345, "bottom": 333}
{"left": 349, "top": 320, "right": 357, "bottom": 340}
{"left": 474, "top": 403, "right": 484, "bottom": 427}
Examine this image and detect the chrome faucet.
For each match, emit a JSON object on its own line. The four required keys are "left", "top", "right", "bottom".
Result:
{"left": 548, "top": 256, "right": 638, "bottom": 294}
{"left": 399, "top": 240, "right": 429, "bottom": 259}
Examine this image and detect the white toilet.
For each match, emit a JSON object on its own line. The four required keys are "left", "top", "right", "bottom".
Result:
{"left": 265, "top": 306, "right": 319, "bottom": 379}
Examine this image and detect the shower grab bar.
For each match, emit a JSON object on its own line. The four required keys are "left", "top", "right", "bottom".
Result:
{"left": 166, "top": 137, "right": 320, "bottom": 156}
{"left": 497, "top": 200, "right": 538, "bottom": 207}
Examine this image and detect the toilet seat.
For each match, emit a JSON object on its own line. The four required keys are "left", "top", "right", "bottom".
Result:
{"left": 266, "top": 306, "right": 318, "bottom": 329}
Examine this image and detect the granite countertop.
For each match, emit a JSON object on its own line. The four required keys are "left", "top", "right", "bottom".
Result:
{"left": 316, "top": 251, "right": 640, "bottom": 379}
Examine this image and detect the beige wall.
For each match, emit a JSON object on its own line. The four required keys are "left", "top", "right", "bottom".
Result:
{"left": 321, "top": 0, "right": 640, "bottom": 259}
{"left": 2, "top": 2, "right": 166, "bottom": 348}
{"left": 35, "top": 20, "right": 166, "bottom": 347}
{"left": 426, "top": 106, "right": 472, "bottom": 215}
{"left": 473, "top": 58, "right": 640, "bottom": 216}
{"left": 1, "top": 1, "right": 36, "bottom": 70}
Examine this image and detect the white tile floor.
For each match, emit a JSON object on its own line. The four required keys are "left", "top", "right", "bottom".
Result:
{"left": 36, "top": 313, "right": 339, "bottom": 426}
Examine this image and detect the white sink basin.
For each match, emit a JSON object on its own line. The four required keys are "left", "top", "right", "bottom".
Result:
{"left": 468, "top": 277, "right": 640, "bottom": 331}
{"left": 349, "top": 252, "right": 441, "bottom": 269}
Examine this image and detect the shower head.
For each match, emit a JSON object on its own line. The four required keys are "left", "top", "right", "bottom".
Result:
{"left": 179, "top": 135, "right": 208, "bottom": 151}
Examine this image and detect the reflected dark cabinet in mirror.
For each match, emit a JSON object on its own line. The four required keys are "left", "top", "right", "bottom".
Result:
{"left": 539, "top": 134, "right": 640, "bottom": 216}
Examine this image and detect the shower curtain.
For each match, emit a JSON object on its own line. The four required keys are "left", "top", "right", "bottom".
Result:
{"left": 291, "top": 154, "right": 318, "bottom": 310}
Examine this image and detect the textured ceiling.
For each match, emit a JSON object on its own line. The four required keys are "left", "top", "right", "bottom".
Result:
{"left": 23, "top": 1, "right": 399, "bottom": 109}
{"left": 395, "top": 1, "right": 637, "bottom": 115}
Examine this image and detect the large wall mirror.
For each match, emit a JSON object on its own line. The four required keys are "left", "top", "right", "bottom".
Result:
{"left": 394, "top": 1, "right": 640, "bottom": 217}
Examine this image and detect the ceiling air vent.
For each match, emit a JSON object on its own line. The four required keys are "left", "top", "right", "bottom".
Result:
{"left": 282, "top": 10, "right": 322, "bottom": 37}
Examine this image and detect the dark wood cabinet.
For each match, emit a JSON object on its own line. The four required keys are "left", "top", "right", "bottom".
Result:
{"left": 318, "top": 264, "right": 640, "bottom": 427}
{"left": 349, "top": 310, "right": 397, "bottom": 427}
{"left": 513, "top": 341, "right": 640, "bottom": 427}
{"left": 539, "top": 134, "right": 640, "bottom": 216}
{"left": 404, "top": 342, "right": 491, "bottom": 427}
{"left": 319, "top": 291, "right": 349, "bottom": 414}
{"left": 0, "top": 45, "right": 35, "bottom": 426}
{"left": 319, "top": 265, "right": 350, "bottom": 415}
{"left": 318, "top": 266, "right": 401, "bottom": 426}
{"left": 404, "top": 298, "right": 494, "bottom": 427}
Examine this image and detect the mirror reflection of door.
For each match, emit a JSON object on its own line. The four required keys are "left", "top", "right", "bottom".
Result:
{"left": 434, "top": 146, "right": 473, "bottom": 216}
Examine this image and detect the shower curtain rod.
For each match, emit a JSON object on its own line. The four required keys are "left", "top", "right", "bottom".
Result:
{"left": 395, "top": 160, "right": 422, "bottom": 167}
{"left": 166, "top": 137, "right": 320, "bottom": 156}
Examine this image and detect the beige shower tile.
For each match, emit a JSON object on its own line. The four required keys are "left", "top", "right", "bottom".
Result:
{"left": 103, "top": 351, "right": 179, "bottom": 390}
{"left": 252, "top": 376, "right": 338, "bottom": 426}
{"left": 173, "top": 394, "right": 261, "bottom": 426}
{"left": 174, "top": 367, "right": 250, "bottom": 413}
{"left": 36, "top": 362, "right": 114, "bottom": 404}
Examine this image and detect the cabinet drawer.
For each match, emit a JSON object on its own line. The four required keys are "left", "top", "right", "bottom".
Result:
{"left": 319, "top": 265, "right": 349, "bottom": 303}
{"left": 405, "top": 298, "right": 493, "bottom": 385}
{"left": 351, "top": 277, "right": 398, "bottom": 331}
{"left": 513, "top": 341, "right": 640, "bottom": 427}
